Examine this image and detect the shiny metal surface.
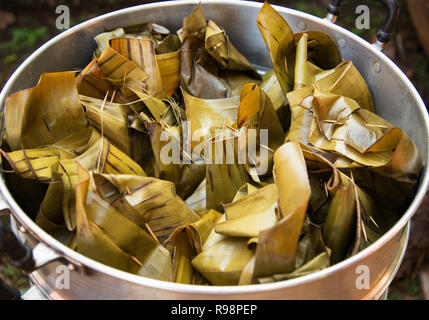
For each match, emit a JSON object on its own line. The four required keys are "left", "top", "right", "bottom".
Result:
{"left": 0, "top": 0, "right": 428, "bottom": 299}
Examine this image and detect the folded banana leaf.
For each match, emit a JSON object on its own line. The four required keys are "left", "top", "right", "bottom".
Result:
{"left": 123, "top": 22, "right": 181, "bottom": 55}
{"left": 91, "top": 173, "right": 200, "bottom": 243}
{"left": 237, "top": 83, "right": 285, "bottom": 176}
{"left": 157, "top": 51, "right": 181, "bottom": 98}
{"left": 183, "top": 88, "right": 239, "bottom": 150}
{"left": 94, "top": 27, "right": 125, "bottom": 56}
{"left": 206, "top": 132, "right": 250, "bottom": 211}
{"left": 76, "top": 59, "right": 128, "bottom": 103}
{"left": 76, "top": 166, "right": 173, "bottom": 280}
{"left": 258, "top": 252, "right": 330, "bottom": 283}
{"left": 295, "top": 31, "right": 342, "bottom": 70}
{"left": 146, "top": 121, "right": 206, "bottom": 199}
{"left": 180, "top": 4, "right": 260, "bottom": 99}
{"left": 97, "top": 40, "right": 149, "bottom": 99}
{"left": 205, "top": 20, "right": 260, "bottom": 79}
{"left": 257, "top": 2, "right": 295, "bottom": 95}
{"left": 166, "top": 209, "right": 222, "bottom": 257}
{"left": 170, "top": 247, "right": 195, "bottom": 284}
{"left": 1, "top": 126, "right": 146, "bottom": 230}
{"left": 191, "top": 237, "right": 254, "bottom": 286}
{"left": 254, "top": 142, "right": 310, "bottom": 277}
{"left": 185, "top": 179, "right": 207, "bottom": 213}
{"left": 215, "top": 184, "right": 277, "bottom": 237}
{"left": 4, "top": 72, "right": 87, "bottom": 151}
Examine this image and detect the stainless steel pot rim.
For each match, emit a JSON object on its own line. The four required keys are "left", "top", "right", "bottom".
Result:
{"left": 0, "top": 0, "right": 428, "bottom": 295}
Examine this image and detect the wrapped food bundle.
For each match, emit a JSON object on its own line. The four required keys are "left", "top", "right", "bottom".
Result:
{"left": 1, "top": 2, "right": 422, "bottom": 286}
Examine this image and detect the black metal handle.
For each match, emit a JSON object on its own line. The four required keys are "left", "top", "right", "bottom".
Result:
{"left": 0, "top": 218, "right": 35, "bottom": 272}
{"left": 0, "top": 217, "right": 34, "bottom": 300}
{"left": 326, "top": 0, "right": 399, "bottom": 43}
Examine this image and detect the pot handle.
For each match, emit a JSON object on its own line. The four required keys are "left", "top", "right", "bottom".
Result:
{"left": 0, "top": 215, "right": 34, "bottom": 299}
{"left": 0, "top": 215, "right": 35, "bottom": 273}
{"left": 0, "top": 213, "right": 67, "bottom": 300}
{"left": 325, "top": 0, "right": 399, "bottom": 51}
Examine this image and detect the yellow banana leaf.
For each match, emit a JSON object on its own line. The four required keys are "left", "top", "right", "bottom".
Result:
{"left": 109, "top": 37, "right": 165, "bottom": 99}
{"left": 4, "top": 72, "right": 87, "bottom": 151}
{"left": 94, "top": 27, "right": 125, "bottom": 56}
{"left": 206, "top": 133, "right": 249, "bottom": 211}
{"left": 183, "top": 88, "right": 239, "bottom": 149}
{"left": 254, "top": 142, "right": 310, "bottom": 277}
{"left": 180, "top": 4, "right": 260, "bottom": 99}
{"left": 191, "top": 237, "right": 254, "bottom": 286}
{"left": 76, "top": 58, "right": 128, "bottom": 103}
{"left": 166, "top": 209, "right": 222, "bottom": 257}
{"left": 257, "top": 2, "right": 295, "bottom": 95}
{"left": 205, "top": 20, "right": 260, "bottom": 79}
{"left": 91, "top": 173, "right": 200, "bottom": 243}
{"left": 170, "top": 247, "right": 195, "bottom": 284}
{"left": 80, "top": 95, "right": 130, "bottom": 154}
{"left": 323, "top": 174, "right": 356, "bottom": 263}
{"left": 157, "top": 51, "right": 181, "bottom": 98}
{"left": 185, "top": 179, "right": 207, "bottom": 213}
{"left": 215, "top": 184, "right": 277, "bottom": 237}
{"left": 97, "top": 39, "right": 149, "bottom": 99}
{"left": 76, "top": 166, "right": 172, "bottom": 280}
{"left": 237, "top": 83, "right": 285, "bottom": 176}
{"left": 295, "top": 31, "right": 342, "bottom": 70}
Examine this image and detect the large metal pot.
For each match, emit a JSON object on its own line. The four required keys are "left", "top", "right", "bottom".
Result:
{"left": 0, "top": 0, "right": 428, "bottom": 300}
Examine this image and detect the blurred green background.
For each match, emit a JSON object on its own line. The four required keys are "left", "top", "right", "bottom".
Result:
{"left": 0, "top": 0, "right": 428, "bottom": 300}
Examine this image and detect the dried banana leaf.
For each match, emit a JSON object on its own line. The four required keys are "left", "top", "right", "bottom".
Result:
{"left": 92, "top": 173, "right": 200, "bottom": 243}
{"left": 76, "top": 59, "right": 128, "bottom": 103}
{"left": 206, "top": 133, "right": 249, "bottom": 211}
{"left": 97, "top": 39, "right": 149, "bottom": 99}
{"left": 185, "top": 179, "right": 207, "bottom": 212}
{"left": 4, "top": 72, "right": 87, "bottom": 151}
{"left": 191, "top": 237, "right": 254, "bottom": 286}
{"left": 257, "top": 2, "right": 295, "bottom": 95}
{"left": 205, "top": 20, "right": 260, "bottom": 79}
{"left": 80, "top": 95, "right": 131, "bottom": 154}
{"left": 237, "top": 83, "right": 285, "bottom": 175}
{"left": 294, "top": 31, "right": 342, "bottom": 70}
{"left": 76, "top": 166, "right": 172, "bottom": 280}
{"left": 322, "top": 174, "right": 356, "bottom": 263}
{"left": 94, "top": 27, "right": 125, "bottom": 56}
{"left": 183, "top": 88, "right": 239, "bottom": 150}
{"left": 109, "top": 37, "right": 165, "bottom": 99}
{"left": 254, "top": 142, "right": 310, "bottom": 277}
{"left": 157, "top": 51, "right": 181, "bottom": 98}
{"left": 166, "top": 209, "right": 222, "bottom": 257}
{"left": 180, "top": 4, "right": 259, "bottom": 99}
{"left": 215, "top": 184, "right": 277, "bottom": 238}
{"left": 146, "top": 121, "right": 206, "bottom": 199}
